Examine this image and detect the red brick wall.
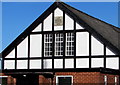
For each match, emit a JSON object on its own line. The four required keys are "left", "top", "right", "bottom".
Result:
{"left": 54, "top": 72, "right": 119, "bottom": 85}
{"left": 1, "top": 72, "right": 119, "bottom": 85}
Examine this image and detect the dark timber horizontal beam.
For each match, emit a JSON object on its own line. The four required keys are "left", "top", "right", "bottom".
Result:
{"left": 2, "top": 67, "right": 120, "bottom": 75}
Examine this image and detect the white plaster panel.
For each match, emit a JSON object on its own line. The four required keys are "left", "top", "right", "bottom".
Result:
{"left": 76, "top": 58, "right": 89, "bottom": 68}
{"left": 4, "top": 60, "right": 15, "bottom": 69}
{"left": 44, "top": 59, "right": 52, "bottom": 69}
{"left": 54, "top": 59, "right": 63, "bottom": 69}
{"left": 65, "top": 59, "right": 74, "bottom": 68}
{"left": 44, "top": 13, "right": 52, "bottom": 31}
{"left": 106, "top": 47, "right": 115, "bottom": 55}
{"left": 32, "top": 23, "right": 41, "bottom": 32}
{"left": 17, "top": 60, "right": 27, "bottom": 69}
{"left": 106, "top": 57, "right": 119, "bottom": 69}
{"left": 6, "top": 49, "right": 15, "bottom": 58}
{"left": 30, "top": 34, "right": 42, "bottom": 57}
{"left": 76, "top": 32, "right": 89, "bottom": 56}
{"left": 17, "top": 37, "right": 28, "bottom": 58}
{"left": 76, "top": 22, "right": 84, "bottom": 29}
{"left": 91, "top": 36, "right": 104, "bottom": 55}
{"left": 91, "top": 58, "right": 104, "bottom": 68}
{"left": 30, "top": 59, "right": 41, "bottom": 69}
{"left": 65, "top": 14, "right": 74, "bottom": 30}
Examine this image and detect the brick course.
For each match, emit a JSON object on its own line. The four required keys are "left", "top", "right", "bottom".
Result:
{"left": 1, "top": 72, "right": 119, "bottom": 85}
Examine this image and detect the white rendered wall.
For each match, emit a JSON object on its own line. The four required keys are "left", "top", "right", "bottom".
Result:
{"left": 17, "top": 37, "right": 28, "bottom": 58}
{"left": 76, "top": 22, "right": 84, "bottom": 29}
{"left": 65, "top": 14, "right": 74, "bottom": 30}
{"left": 76, "top": 58, "right": 89, "bottom": 68}
{"left": 4, "top": 60, "right": 15, "bottom": 69}
{"left": 5, "top": 49, "right": 15, "bottom": 58}
{"left": 54, "top": 8, "right": 63, "bottom": 30}
{"left": 17, "top": 60, "right": 27, "bottom": 69}
{"left": 44, "top": 13, "right": 52, "bottom": 31}
{"left": 91, "top": 58, "right": 104, "bottom": 68}
{"left": 91, "top": 36, "right": 104, "bottom": 55}
{"left": 32, "top": 23, "right": 41, "bottom": 32}
{"left": 106, "top": 57, "right": 119, "bottom": 69}
{"left": 106, "top": 47, "right": 115, "bottom": 55}
{"left": 30, "top": 59, "right": 41, "bottom": 69}
{"left": 76, "top": 32, "right": 89, "bottom": 56}
{"left": 54, "top": 59, "right": 63, "bottom": 69}
{"left": 44, "top": 59, "right": 52, "bottom": 69}
{"left": 65, "top": 58, "right": 74, "bottom": 68}
{"left": 30, "top": 34, "right": 42, "bottom": 57}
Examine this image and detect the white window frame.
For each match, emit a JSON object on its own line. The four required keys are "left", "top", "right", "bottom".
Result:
{"left": 55, "top": 33, "right": 64, "bottom": 56}
{"left": 0, "top": 76, "right": 8, "bottom": 84}
{"left": 66, "top": 33, "right": 74, "bottom": 56}
{"left": 56, "top": 75, "right": 73, "bottom": 85}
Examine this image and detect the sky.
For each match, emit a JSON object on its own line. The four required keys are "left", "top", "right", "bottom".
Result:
{"left": 1, "top": 1, "right": 119, "bottom": 53}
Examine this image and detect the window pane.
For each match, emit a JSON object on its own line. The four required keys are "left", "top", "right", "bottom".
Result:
{"left": 66, "top": 33, "right": 74, "bottom": 56}
{"left": 55, "top": 33, "right": 63, "bottom": 56}
{"left": 44, "top": 34, "right": 53, "bottom": 57}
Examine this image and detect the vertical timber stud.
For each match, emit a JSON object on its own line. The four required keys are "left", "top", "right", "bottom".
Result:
{"left": 63, "top": 11, "right": 65, "bottom": 69}
{"left": 28, "top": 35, "right": 30, "bottom": 69}
{"left": 89, "top": 33, "right": 91, "bottom": 68}
{"left": 52, "top": 11, "right": 55, "bottom": 70}
{"left": 15, "top": 46, "right": 17, "bottom": 69}
{"left": 42, "top": 21, "right": 44, "bottom": 70}
{"left": 104, "top": 45, "right": 106, "bottom": 68}
{"left": 2, "top": 56, "right": 4, "bottom": 70}
{"left": 74, "top": 20, "right": 76, "bottom": 69}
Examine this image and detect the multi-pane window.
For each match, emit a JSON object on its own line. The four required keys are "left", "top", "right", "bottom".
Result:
{"left": 55, "top": 33, "right": 64, "bottom": 56}
{"left": 44, "top": 33, "right": 74, "bottom": 57}
{"left": 66, "top": 33, "right": 74, "bottom": 56}
{"left": 44, "top": 34, "right": 53, "bottom": 57}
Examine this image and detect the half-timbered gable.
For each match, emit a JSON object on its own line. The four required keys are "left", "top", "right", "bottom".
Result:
{"left": 1, "top": 1, "right": 120, "bottom": 85}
